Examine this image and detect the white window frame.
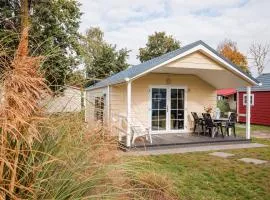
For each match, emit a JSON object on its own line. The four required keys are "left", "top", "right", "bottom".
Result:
{"left": 94, "top": 95, "right": 105, "bottom": 122}
{"left": 243, "top": 94, "right": 254, "bottom": 106}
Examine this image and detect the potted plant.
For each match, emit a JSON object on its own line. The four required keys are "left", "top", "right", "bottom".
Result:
{"left": 204, "top": 105, "right": 213, "bottom": 114}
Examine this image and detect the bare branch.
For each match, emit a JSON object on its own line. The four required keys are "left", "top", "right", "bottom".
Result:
{"left": 249, "top": 42, "right": 270, "bottom": 75}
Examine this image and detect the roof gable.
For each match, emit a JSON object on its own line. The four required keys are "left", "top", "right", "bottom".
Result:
{"left": 166, "top": 51, "right": 224, "bottom": 70}
{"left": 87, "top": 40, "right": 259, "bottom": 90}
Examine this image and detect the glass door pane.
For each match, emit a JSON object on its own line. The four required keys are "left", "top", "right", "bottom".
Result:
{"left": 170, "top": 89, "right": 184, "bottom": 130}
{"left": 151, "top": 88, "right": 167, "bottom": 131}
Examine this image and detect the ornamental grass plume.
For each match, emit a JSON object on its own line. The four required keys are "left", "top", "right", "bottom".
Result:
{"left": 0, "top": 29, "right": 179, "bottom": 200}
{"left": 0, "top": 28, "right": 50, "bottom": 199}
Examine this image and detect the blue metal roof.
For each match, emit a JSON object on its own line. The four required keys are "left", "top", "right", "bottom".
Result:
{"left": 238, "top": 73, "right": 270, "bottom": 92}
{"left": 87, "top": 40, "right": 259, "bottom": 90}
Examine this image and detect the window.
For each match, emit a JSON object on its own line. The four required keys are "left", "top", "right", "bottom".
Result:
{"left": 217, "top": 96, "right": 223, "bottom": 100}
{"left": 243, "top": 94, "right": 254, "bottom": 106}
{"left": 151, "top": 88, "right": 167, "bottom": 131}
{"left": 233, "top": 93, "right": 237, "bottom": 101}
{"left": 94, "top": 95, "right": 105, "bottom": 122}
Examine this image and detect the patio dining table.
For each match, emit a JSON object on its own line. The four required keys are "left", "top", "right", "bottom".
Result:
{"left": 213, "top": 117, "right": 229, "bottom": 123}
{"left": 198, "top": 117, "right": 229, "bottom": 123}
{"left": 197, "top": 116, "right": 229, "bottom": 137}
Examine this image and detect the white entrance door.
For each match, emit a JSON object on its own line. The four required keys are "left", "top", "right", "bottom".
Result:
{"left": 150, "top": 86, "right": 186, "bottom": 133}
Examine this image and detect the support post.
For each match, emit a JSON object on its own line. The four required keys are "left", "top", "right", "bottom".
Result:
{"left": 236, "top": 91, "right": 239, "bottom": 122}
{"left": 126, "top": 80, "right": 132, "bottom": 147}
{"left": 246, "top": 86, "right": 251, "bottom": 139}
{"left": 107, "top": 86, "right": 110, "bottom": 126}
{"left": 84, "top": 90, "right": 87, "bottom": 122}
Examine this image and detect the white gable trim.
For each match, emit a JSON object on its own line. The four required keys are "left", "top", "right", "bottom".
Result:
{"left": 130, "top": 44, "right": 259, "bottom": 86}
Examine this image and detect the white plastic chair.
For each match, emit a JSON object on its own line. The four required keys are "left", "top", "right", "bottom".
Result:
{"left": 131, "top": 125, "right": 152, "bottom": 145}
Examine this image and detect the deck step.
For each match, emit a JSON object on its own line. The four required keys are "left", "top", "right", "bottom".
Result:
{"left": 124, "top": 143, "right": 267, "bottom": 156}
{"left": 122, "top": 139, "right": 251, "bottom": 151}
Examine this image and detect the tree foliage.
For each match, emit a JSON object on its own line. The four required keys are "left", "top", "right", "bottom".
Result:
{"left": 80, "top": 27, "right": 130, "bottom": 85}
{"left": 217, "top": 39, "right": 249, "bottom": 73}
{"left": 0, "top": 0, "right": 82, "bottom": 91}
{"left": 138, "top": 32, "right": 180, "bottom": 62}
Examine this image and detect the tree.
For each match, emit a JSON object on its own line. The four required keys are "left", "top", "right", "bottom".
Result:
{"left": 138, "top": 32, "right": 180, "bottom": 62}
{"left": 249, "top": 42, "right": 270, "bottom": 75}
{"left": 80, "top": 27, "right": 104, "bottom": 71}
{"left": 0, "top": 0, "right": 82, "bottom": 91}
{"left": 217, "top": 39, "right": 249, "bottom": 73}
{"left": 66, "top": 69, "right": 86, "bottom": 88}
{"left": 80, "top": 27, "right": 130, "bottom": 84}
{"left": 90, "top": 44, "right": 129, "bottom": 79}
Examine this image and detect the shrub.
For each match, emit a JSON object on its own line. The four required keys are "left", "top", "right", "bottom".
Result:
{"left": 217, "top": 99, "right": 230, "bottom": 113}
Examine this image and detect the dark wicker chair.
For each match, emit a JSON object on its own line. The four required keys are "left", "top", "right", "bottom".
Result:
{"left": 191, "top": 112, "right": 204, "bottom": 135}
{"left": 202, "top": 113, "right": 223, "bottom": 138}
{"left": 223, "top": 113, "right": 237, "bottom": 137}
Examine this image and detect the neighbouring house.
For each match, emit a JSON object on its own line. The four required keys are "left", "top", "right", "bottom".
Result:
{"left": 85, "top": 40, "right": 259, "bottom": 147}
{"left": 217, "top": 88, "right": 237, "bottom": 111}
{"left": 237, "top": 73, "right": 270, "bottom": 126}
{"left": 43, "top": 85, "right": 83, "bottom": 113}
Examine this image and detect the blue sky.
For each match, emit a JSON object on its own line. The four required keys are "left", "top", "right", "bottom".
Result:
{"left": 78, "top": 0, "right": 270, "bottom": 76}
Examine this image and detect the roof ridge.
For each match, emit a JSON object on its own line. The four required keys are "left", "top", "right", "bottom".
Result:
{"left": 131, "top": 40, "right": 203, "bottom": 68}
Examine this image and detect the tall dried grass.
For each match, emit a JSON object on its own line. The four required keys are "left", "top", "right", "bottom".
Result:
{"left": 32, "top": 113, "right": 180, "bottom": 200}
{"left": 0, "top": 29, "right": 179, "bottom": 199}
{"left": 0, "top": 28, "right": 50, "bottom": 199}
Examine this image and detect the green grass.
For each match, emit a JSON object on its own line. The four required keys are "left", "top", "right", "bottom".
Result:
{"left": 237, "top": 123, "right": 270, "bottom": 132}
{"left": 133, "top": 125, "right": 270, "bottom": 200}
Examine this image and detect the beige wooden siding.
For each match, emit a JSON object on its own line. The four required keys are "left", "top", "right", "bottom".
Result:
{"left": 87, "top": 76, "right": 216, "bottom": 132}
{"left": 166, "top": 51, "right": 223, "bottom": 70}
{"left": 85, "top": 87, "right": 107, "bottom": 123}
{"left": 110, "top": 84, "right": 126, "bottom": 116}
{"left": 110, "top": 84, "right": 128, "bottom": 133}
{"left": 42, "top": 87, "right": 82, "bottom": 113}
{"left": 120, "top": 73, "right": 216, "bottom": 132}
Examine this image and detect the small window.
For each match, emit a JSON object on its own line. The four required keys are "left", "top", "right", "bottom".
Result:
{"left": 94, "top": 95, "right": 105, "bottom": 122}
{"left": 94, "top": 97, "right": 100, "bottom": 121}
{"left": 233, "top": 93, "right": 237, "bottom": 101}
{"left": 217, "top": 96, "right": 223, "bottom": 100}
{"left": 243, "top": 94, "right": 254, "bottom": 106}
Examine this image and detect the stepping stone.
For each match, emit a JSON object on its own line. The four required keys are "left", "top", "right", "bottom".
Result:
{"left": 253, "top": 131, "right": 270, "bottom": 139}
{"left": 209, "top": 152, "right": 234, "bottom": 158}
{"left": 238, "top": 158, "right": 268, "bottom": 165}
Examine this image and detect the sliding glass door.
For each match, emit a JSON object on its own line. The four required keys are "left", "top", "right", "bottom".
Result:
{"left": 151, "top": 88, "right": 167, "bottom": 131}
{"left": 150, "top": 86, "right": 185, "bottom": 133}
{"left": 170, "top": 88, "right": 185, "bottom": 130}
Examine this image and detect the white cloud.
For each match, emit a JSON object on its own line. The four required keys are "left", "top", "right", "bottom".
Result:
{"left": 78, "top": 0, "right": 270, "bottom": 76}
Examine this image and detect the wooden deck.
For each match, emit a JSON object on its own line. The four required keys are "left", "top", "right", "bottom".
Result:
{"left": 120, "top": 133, "right": 250, "bottom": 150}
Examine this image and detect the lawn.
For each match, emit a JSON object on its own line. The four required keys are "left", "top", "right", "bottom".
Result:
{"left": 236, "top": 123, "right": 270, "bottom": 135}
{"left": 133, "top": 125, "right": 270, "bottom": 200}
